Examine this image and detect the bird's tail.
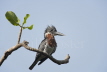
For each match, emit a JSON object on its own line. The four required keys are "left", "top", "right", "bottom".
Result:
{"left": 29, "top": 59, "right": 38, "bottom": 70}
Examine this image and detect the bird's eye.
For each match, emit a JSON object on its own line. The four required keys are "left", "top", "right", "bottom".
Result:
{"left": 50, "top": 29, "right": 53, "bottom": 32}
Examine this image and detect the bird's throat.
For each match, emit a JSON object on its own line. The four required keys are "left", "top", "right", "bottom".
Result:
{"left": 46, "top": 34, "right": 57, "bottom": 47}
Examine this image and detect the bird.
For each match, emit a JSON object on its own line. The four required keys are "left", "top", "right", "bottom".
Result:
{"left": 29, "top": 25, "right": 64, "bottom": 70}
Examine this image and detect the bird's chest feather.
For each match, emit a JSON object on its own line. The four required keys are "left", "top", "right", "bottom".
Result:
{"left": 44, "top": 34, "right": 57, "bottom": 54}
{"left": 46, "top": 34, "right": 57, "bottom": 47}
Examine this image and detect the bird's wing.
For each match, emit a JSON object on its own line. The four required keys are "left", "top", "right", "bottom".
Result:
{"left": 38, "top": 46, "right": 57, "bottom": 65}
{"left": 38, "top": 38, "right": 57, "bottom": 65}
{"left": 29, "top": 39, "right": 46, "bottom": 70}
{"left": 36, "top": 39, "right": 46, "bottom": 59}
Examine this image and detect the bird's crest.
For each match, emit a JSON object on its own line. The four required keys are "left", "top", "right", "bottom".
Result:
{"left": 44, "top": 25, "right": 57, "bottom": 34}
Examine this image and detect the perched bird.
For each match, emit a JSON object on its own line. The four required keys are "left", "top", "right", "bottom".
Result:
{"left": 29, "top": 25, "right": 64, "bottom": 70}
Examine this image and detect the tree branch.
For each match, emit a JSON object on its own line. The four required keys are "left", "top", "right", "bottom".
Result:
{"left": 0, "top": 41, "right": 70, "bottom": 66}
{"left": 0, "top": 43, "right": 23, "bottom": 66}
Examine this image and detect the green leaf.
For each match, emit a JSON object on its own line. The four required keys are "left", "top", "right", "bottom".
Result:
{"left": 23, "top": 14, "right": 30, "bottom": 25}
{"left": 28, "top": 24, "right": 34, "bottom": 30}
{"left": 22, "top": 27, "right": 28, "bottom": 29}
{"left": 5, "top": 11, "right": 20, "bottom": 26}
{"left": 22, "top": 24, "right": 34, "bottom": 30}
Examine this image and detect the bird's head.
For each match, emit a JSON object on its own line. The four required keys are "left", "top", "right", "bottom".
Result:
{"left": 44, "top": 25, "right": 65, "bottom": 38}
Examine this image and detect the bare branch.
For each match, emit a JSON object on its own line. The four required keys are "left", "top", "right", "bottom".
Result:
{"left": 0, "top": 41, "right": 70, "bottom": 66}
{"left": 0, "top": 43, "right": 23, "bottom": 66}
{"left": 22, "top": 41, "right": 70, "bottom": 65}
{"left": 17, "top": 27, "right": 23, "bottom": 44}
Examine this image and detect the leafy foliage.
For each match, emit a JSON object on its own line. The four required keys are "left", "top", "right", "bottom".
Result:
{"left": 23, "top": 24, "right": 34, "bottom": 30}
{"left": 5, "top": 11, "right": 20, "bottom": 26}
{"left": 27, "top": 24, "right": 34, "bottom": 30}
{"left": 23, "top": 14, "right": 30, "bottom": 25}
{"left": 5, "top": 11, "right": 34, "bottom": 30}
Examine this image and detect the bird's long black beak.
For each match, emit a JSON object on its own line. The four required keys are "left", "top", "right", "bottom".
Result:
{"left": 54, "top": 32, "right": 65, "bottom": 36}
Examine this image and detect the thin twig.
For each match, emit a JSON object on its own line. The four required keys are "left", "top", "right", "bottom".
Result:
{"left": 17, "top": 27, "right": 23, "bottom": 44}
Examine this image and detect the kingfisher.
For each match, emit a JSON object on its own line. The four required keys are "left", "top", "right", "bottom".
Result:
{"left": 29, "top": 25, "right": 64, "bottom": 70}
